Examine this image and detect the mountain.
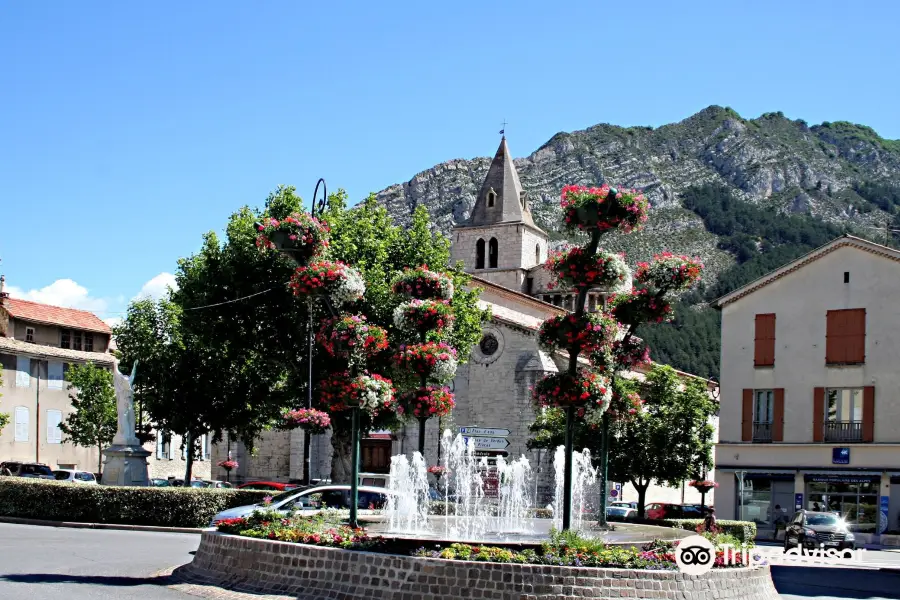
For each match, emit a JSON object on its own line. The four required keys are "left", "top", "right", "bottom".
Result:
{"left": 375, "top": 106, "right": 900, "bottom": 378}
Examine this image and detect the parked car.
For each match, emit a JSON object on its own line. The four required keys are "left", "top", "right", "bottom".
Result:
{"left": 645, "top": 503, "right": 703, "bottom": 520}
{"left": 210, "top": 485, "right": 395, "bottom": 526}
{"left": 203, "top": 480, "right": 233, "bottom": 489}
{"left": 237, "top": 481, "right": 301, "bottom": 492}
{"left": 610, "top": 501, "right": 638, "bottom": 510}
{"left": 52, "top": 469, "right": 97, "bottom": 484}
{"left": 0, "top": 461, "right": 55, "bottom": 480}
{"left": 606, "top": 506, "right": 636, "bottom": 520}
{"left": 151, "top": 478, "right": 170, "bottom": 487}
{"left": 784, "top": 510, "right": 856, "bottom": 551}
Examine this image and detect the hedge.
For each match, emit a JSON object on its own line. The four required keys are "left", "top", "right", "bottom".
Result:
{"left": 605, "top": 514, "right": 757, "bottom": 543}
{"left": 0, "top": 478, "right": 270, "bottom": 528}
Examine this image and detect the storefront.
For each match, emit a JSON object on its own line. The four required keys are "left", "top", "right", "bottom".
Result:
{"left": 804, "top": 473, "right": 881, "bottom": 533}
{"left": 733, "top": 471, "right": 796, "bottom": 531}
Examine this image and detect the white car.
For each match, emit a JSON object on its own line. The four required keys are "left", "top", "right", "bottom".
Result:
{"left": 53, "top": 469, "right": 98, "bottom": 484}
{"left": 209, "top": 485, "right": 394, "bottom": 526}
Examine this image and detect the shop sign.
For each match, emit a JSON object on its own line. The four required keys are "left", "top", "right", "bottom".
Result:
{"left": 794, "top": 493, "right": 803, "bottom": 511}
{"left": 805, "top": 474, "right": 879, "bottom": 484}
{"left": 832, "top": 447, "right": 850, "bottom": 465}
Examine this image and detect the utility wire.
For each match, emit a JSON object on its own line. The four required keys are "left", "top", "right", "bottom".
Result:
{"left": 181, "top": 288, "right": 275, "bottom": 311}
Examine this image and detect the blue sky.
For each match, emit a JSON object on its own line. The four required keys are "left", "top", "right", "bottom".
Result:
{"left": 1, "top": 1, "right": 898, "bottom": 324}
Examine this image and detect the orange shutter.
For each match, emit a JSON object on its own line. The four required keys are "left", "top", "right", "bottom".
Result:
{"left": 754, "top": 314, "right": 776, "bottom": 367}
{"left": 813, "top": 387, "right": 825, "bottom": 442}
{"left": 863, "top": 386, "right": 875, "bottom": 442}
{"left": 742, "top": 389, "right": 753, "bottom": 441}
{"left": 772, "top": 389, "right": 785, "bottom": 442}
{"left": 827, "top": 309, "right": 866, "bottom": 364}
{"left": 826, "top": 311, "right": 843, "bottom": 364}
{"left": 847, "top": 309, "right": 866, "bottom": 364}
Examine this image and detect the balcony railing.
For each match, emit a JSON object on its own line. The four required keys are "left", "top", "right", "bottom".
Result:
{"left": 824, "top": 421, "right": 863, "bottom": 442}
{"left": 752, "top": 421, "right": 773, "bottom": 443}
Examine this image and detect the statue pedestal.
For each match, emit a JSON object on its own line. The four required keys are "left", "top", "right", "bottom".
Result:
{"left": 101, "top": 444, "right": 151, "bottom": 487}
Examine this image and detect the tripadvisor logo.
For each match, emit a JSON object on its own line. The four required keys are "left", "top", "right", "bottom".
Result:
{"left": 675, "top": 535, "right": 716, "bottom": 575}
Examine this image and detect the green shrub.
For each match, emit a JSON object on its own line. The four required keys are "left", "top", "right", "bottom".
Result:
{"left": 0, "top": 478, "right": 270, "bottom": 528}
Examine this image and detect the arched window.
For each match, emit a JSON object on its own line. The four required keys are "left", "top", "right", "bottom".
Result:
{"left": 488, "top": 238, "right": 498, "bottom": 268}
{"left": 487, "top": 191, "right": 496, "bottom": 207}
{"left": 475, "top": 238, "right": 485, "bottom": 269}
{"left": 535, "top": 243, "right": 541, "bottom": 265}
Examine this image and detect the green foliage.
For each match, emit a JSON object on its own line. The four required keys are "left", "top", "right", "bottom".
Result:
{"left": 58, "top": 362, "right": 117, "bottom": 474}
{"left": 854, "top": 181, "right": 900, "bottom": 216}
{"left": 662, "top": 519, "right": 757, "bottom": 544}
{"left": 0, "top": 478, "right": 269, "bottom": 527}
{"left": 637, "top": 301, "right": 720, "bottom": 380}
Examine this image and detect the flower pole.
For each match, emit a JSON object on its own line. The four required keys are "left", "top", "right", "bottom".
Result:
{"left": 392, "top": 267, "right": 457, "bottom": 455}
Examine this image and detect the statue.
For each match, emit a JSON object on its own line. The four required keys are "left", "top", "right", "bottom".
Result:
{"left": 112, "top": 359, "right": 139, "bottom": 446}
{"left": 102, "top": 359, "right": 150, "bottom": 486}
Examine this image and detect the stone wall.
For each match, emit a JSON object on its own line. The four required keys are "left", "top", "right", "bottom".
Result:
{"left": 176, "top": 531, "right": 780, "bottom": 600}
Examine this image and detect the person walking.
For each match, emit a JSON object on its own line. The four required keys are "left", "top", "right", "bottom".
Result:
{"left": 702, "top": 507, "right": 718, "bottom": 534}
{"left": 772, "top": 504, "right": 788, "bottom": 540}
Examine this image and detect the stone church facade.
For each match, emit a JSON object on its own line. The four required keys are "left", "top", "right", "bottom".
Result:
{"left": 214, "top": 137, "right": 716, "bottom": 507}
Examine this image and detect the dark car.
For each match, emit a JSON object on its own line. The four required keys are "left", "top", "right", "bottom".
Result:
{"left": 784, "top": 510, "right": 856, "bottom": 551}
{"left": 0, "top": 461, "right": 55, "bottom": 480}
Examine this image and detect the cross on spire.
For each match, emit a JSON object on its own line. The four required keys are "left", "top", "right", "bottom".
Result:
{"left": 499, "top": 119, "right": 507, "bottom": 136}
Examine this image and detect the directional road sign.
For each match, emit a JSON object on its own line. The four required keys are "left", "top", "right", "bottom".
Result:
{"left": 459, "top": 427, "right": 511, "bottom": 437}
{"left": 463, "top": 436, "right": 510, "bottom": 450}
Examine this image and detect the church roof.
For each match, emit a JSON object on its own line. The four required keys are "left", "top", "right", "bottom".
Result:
{"left": 464, "top": 137, "right": 542, "bottom": 231}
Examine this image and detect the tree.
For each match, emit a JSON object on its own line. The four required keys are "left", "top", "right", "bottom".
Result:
{"left": 59, "top": 362, "right": 117, "bottom": 475}
{"left": 529, "top": 365, "right": 716, "bottom": 519}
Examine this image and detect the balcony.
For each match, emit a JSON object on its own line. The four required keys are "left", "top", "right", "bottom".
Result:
{"left": 824, "top": 421, "right": 863, "bottom": 443}
{"left": 752, "top": 421, "right": 773, "bottom": 443}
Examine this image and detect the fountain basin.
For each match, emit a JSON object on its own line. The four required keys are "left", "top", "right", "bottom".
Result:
{"left": 174, "top": 531, "right": 781, "bottom": 600}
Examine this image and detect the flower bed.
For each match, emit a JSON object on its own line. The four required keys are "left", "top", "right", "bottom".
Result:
{"left": 255, "top": 212, "right": 330, "bottom": 262}
{"left": 399, "top": 386, "right": 455, "bottom": 418}
{"left": 316, "top": 315, "right": 388, "bottom": 359}
{"left": 532, "top": 369, "right": 612, "bottom": 410}
{"left": 318, "top": 372, "right": 396, "bottom": 414}
{"left": 288, "top": 261, "right": 365, "bottom": 305}
{"left": 636, "top": 252, "right": 704, "bottom": 293}
{"left": 394, "top": 342, "right": 458, "bottom": 383}
{"left": 560, "top": 184, "right": 649, "bottom": 233}
{"left": 216, "top": 510, "right": 383, "bottom": 550}
{"left": 392, "top": 266, "right": 454, "bottom": 300}
{"left": 537, "top": 312, "right": 618, "bottom": 356}
{"left": 281, "top": 408, "right": 331, "bottom": 434}
{"left": 546, "top": 247, "right": 629, "bottom": 290}
{"left": 393, "top": 299, "right": 454, "bottom": 336}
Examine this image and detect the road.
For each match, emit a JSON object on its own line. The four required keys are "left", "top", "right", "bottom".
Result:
{"left": 0, "top": 523, "right": 198, "bottom": 600}
{"left": 2, "top": 524, "right": 900, "bottom": 599}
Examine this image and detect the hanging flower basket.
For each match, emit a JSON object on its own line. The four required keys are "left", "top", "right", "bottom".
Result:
{"left": 255, "top": 213, "right": 330, "bottom": 263}
{"left": 560, "top": 185, "right": 649, "bottom": 233}
{"left": 532, "top": 369, "right": 612, "bottom": 410}
{"left": 603, "top": 390, "right": 644, "bottom": 421}
{"left": 318, "top": 372, "right": 396, "bottom": 414}
{"left": 537, "top": 312, "right": 618, "bottom": 356}
{"left": 217, "top": 459, "right": 239, "bottom": 472}
{"left": 689, "top": 480, "right": 719, "bottom": 494}
{"left": 289, "top": 261, "right": 365, "bottom": 305}
{"left": 394, "top": 342, "right": 458, "bottom": 383}
{"left": 316, "top": 315, "right": 388, "bottom": 359}
{"left": 609, "top": 288, "right": 673, "bottom": 326}
{"left": 393, "top": 299, "right": 455, "bottom": 337}
{"left": 398, "top": 386, "right": 455, "bottom": 419}
{"left": 592, "top": 337, "right": 652, "bottom": 373}
{"left": 545, "top": 247, "right": 630, "bottom": 291}
{"left": 635, "top": 252, "right": 704, "bottom": 294}
{"left": 282, "top": 408, "right": 331, "bottom": 435}
{"left": 392, "top": 266, "right": 454, "bottom": 301}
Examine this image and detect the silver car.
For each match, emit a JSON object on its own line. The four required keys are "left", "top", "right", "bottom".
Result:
{"left": 209, "top": 485, "right": 394, "bottom": 526}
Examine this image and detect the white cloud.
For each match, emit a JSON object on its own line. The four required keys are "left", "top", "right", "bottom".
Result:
{"left": 133, "top": 272, "right": 178, "bottom": 301}
{"left": 103, "top": 316, "right": 123, "bottom": 328}
{"left": 7, "top": 279, "right": 109, "bottom": 313}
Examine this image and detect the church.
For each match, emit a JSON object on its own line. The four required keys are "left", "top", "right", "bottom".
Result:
{"left": 217, "top": 137, "right": 717, "bottom": 507}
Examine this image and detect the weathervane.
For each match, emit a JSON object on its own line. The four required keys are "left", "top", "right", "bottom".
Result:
{"left": 499, "top": 119, "right": 507, "bottom": 136}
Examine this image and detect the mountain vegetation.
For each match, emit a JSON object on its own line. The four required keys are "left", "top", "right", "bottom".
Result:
{"left": 376, "top": 106, "right": 900, "bottom": 378}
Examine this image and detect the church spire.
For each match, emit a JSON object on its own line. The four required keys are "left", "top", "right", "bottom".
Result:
{"left": 467, "top": 137, "right": 539, "bottom": 229}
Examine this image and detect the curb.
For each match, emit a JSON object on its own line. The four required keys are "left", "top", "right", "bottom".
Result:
{"left": 0, "top": 516, "right": 204, "bottom": 534}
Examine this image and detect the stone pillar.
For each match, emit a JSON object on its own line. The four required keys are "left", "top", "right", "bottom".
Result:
{"left": 101, "top": 444, "right": 151, "bottom": 486}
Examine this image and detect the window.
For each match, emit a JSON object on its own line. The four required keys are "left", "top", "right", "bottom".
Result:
{"left": 824, "top": 388, "right": 863, "bottom": 442}
{"left": 826, "top": 308, "right": 865, "bottom": 364}
{"left": 753, "top": 390, "right": 774, "bottom": 442}
{"left": 535, "top": 244, "right": 541, "bottom": 265}
{"left": 84, "top": 333, "right": 94, "bottom": 352}
{"left": 520, "top": 191, "right": 526, "bottom": 209}
{"left": 156, "top": 430, "right": 171, "bottom": 460}
{"left": 199, "top": 434, "right": 210, "bottom": 460}
{"left": 73, "top": 331, "right": 83, "bottom": 351}
{"left": 361, "top": 439, "right": 392, "bottom": 473}
{"left": 25, "top": 327, "right": 34, "bottom": 343}
{"left": 487, "top": 191, "right": 496, "bottom": 207}
{"left": 754, "top": 314, "right": 776, "bottom": 367}
{"left": 525, "top": 277, "right": 534, "bottom": 295}
{"left": 488, "top": 238, "right": 498, "bottom": 268}
{"left": 844, "top": 271, "right": 850, "bottom": 284}
{"left": 15, "top": 356, "right": 30, "bottom": 388}
{"left": 475, "top": 238, "right": 485, "bottom": 269}
{"left": 47, "top": 362, "right": 64, "bottom": 390}
{"left": 14, "top": 407, "right": 29, "bottom": 442}
{"left": 46, "top": 409, "right": 63, "bottom": 444}
{"left": 61, "top": 329, "right": 70, "bottom": 349}
{"left": 806, "top": 479, "right": 880, "bottom": 533}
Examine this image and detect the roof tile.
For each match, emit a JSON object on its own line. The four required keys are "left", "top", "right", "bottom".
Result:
{"left": 4, "top": 298, "right": 111, "bottom": 334}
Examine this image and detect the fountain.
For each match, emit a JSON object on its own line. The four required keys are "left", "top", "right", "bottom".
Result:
{"left": 386, "top": 453, "right": 430, "bottom": 533}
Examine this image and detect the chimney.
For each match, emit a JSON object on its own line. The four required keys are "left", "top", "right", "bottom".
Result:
{"left": 0, "top": 274, "right": 8, "bottom": 306}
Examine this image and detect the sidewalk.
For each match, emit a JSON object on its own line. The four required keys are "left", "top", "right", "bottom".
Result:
{"left": 0, "top": 515, "right": 204, "bottom": 534}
